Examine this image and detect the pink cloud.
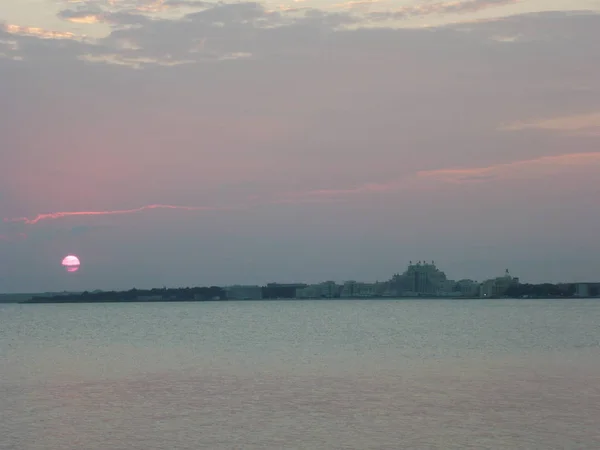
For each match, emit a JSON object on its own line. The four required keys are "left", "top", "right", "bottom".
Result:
{"left": 500, "top": 112, "right": 600, "bottom": 136}
{"left": 3, "top": 204, "right": 233, "bottom": 226}
{"left": 287, "top": 152, "right": 600, "bottom": 199}
{"left": 5, "top": 152, "right": 600, "bottom": 228}
{"left": 418, "top": 152, "right": 600, "bottom": 183}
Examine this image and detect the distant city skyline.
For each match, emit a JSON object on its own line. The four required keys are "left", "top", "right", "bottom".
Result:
{"left": 16, "top": 260, "right": 600, "bottom": 301}
{"left": 2, "top": 0, "right": 600, "bottom": 292}
{"left": 0, "top": 255, "right": 594, "bottom": 294}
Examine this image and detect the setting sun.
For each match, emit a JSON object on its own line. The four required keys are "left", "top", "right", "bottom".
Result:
{"left": 61, "top": 254, "right": 80, "bottom": 273}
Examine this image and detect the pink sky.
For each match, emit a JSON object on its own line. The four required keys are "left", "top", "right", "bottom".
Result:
{"left": 1, "top": 0, "right": 600, "bottom": 292}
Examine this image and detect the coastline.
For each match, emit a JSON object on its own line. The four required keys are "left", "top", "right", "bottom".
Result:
{"left": 20, "top": 296, "right": 590, "bottom": 304}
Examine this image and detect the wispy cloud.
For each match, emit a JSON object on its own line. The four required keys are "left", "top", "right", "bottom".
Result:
{"left": 3, "top": 204, "right": 234, "bottom": 225}
{"left": 6, "top": 152, "right": 600, "bottom": 230}
{"left": 59, "top": 0, "right": 209, "bottom": 13}
{"left": 417, "top": 152, "right": 600, "bottom": 182}
{"left": 431, "top": 0, "right": 522, "bottom": 15}
{"left": 2, "top": 23, "right": 79, "bottom": 40}
{"left": 500, "top": 112, "right": 600, "bottom": 135}
{"left": 291, "top": 152, "right": 600, "bottom": 198}
{"left": 369, "top": 0, "right": 521, "bottom": 21}
{"left": 60, "top": 13, "right": 104, "bottom": 24}
{"left": 78, "top": 52, "right": 196, "bottom": 69}
{"left": 335, "top": 0, "right": 381, "bottom": 10}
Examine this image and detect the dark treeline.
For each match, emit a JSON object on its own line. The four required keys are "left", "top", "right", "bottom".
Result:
{"left": 22, "top": 284, "right": 305, "bottom": 303}
{"left": 21, "top": 282, "right": 594, "bottom": 303}
{"left": 24, "top": 286, "right": 226, "bottom": 303}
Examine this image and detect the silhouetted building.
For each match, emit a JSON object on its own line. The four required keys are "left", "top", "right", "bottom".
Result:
{"left": 262, "top": 283, "right": 307, "bottom": 299}
{"left": 455, "top": 279, "right": 479, "bottom": 297}
{"left": 391, "top": 261, "right": 448, "bottom": 296}
{"left": 574, "top": 283, "right": 600, "bottom": 297}
{"left": 296, "top": 281, "right": 340, "bottom": 298}
{"left": 480, "top": 269, "right": 519, "bottom": 297}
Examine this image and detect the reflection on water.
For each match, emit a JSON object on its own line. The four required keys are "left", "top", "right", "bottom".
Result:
{"left": 1, "top": 300, "right": 600, "bottom": 449}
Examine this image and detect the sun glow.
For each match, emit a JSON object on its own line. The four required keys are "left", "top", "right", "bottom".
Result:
{"left": 62, "top": 255, "right": 81, "bottom": 273}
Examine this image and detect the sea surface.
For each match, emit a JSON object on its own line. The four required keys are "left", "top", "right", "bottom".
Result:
{"left": 1, "top": 299, "right": 600, "bottom": 449}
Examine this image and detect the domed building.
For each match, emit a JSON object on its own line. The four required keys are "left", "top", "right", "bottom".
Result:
{"left": 480, "top": 269, "right": 520, "bottom": 298}
{"left": 391, "top": 261, "right": 449, "bottom": 296}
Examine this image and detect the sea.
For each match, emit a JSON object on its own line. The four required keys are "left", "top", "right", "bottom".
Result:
{"left": 1, "top": 299, "right": 599, "bottom": 449}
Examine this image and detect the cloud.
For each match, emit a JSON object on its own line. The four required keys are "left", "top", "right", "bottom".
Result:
{"left": 4, "top": 3, "right": 597, "bottom": 71}
{"left": 54, "top": 0, "right": 212, "bottom": 31}
{"left": 2, "top": 9, "right": 599, "bottom": 201}
{"left": 369, "top": 0, "right": 521, "bottom": 21}
{"left": 58, "top": 11, "right": 105, "bottom": 24}
{"left": 290, "top": 152, "right": 600, "bottom": 198}
{"left": 1, "top": 23, "right": 79, "bottom": 40}
{"left": 3, "top": 204, "right": 236, "bottom": 226}
{"left": 78, "top": 52, "right": 196, "bottom": 68}
{"left": 500, "top": 112, "right": 600, "bottom": 135}
{"left": 334, "top": 0, "right": 381, "bottom": 11}
{"left": 56, "top": 7, "right": 154, "bottom": 26}
{"left": 58, "top": 0, "right": 210, "bottom": 12}
{"left": 2, "top": 9, "right": 600, "bottom": 212}
{"left": 12, "top": 152, "right": 598, "bottom": 227}
{"left": 417, "top": 152, "right": 600, "bottom": 182}
{"left": 3, "top": 4, "right": 600, "bottom": 289}
{"left": 50, "top": 2, "right": 327, "bottom": 65}
{"left": 0, "top": 37, "right": 22, "bottom": 60}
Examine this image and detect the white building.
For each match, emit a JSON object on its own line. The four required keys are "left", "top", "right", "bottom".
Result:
{"left": 480, "top": 270, "right": 519, "bottom": 298}
{"left": 575, "top": 283, "right": 590, "bottom": 297}
{"left": 340, "top": 281, "right": 378, "bottom": 298}
{"left": 456, "top": 279, "right": 480, "bottom": 297}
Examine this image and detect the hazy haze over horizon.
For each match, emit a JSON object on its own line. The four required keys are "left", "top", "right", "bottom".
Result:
{"left": 1, "top": 0, "right": 600, "bottom": 292}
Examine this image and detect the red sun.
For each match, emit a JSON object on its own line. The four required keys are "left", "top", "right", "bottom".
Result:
{"left": 62, "top": 255, "right": 81, "bottom": 273}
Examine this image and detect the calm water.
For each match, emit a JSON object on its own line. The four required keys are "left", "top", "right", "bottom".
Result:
{"left": 1, "top": 299, "right": 600, "bottom": 449}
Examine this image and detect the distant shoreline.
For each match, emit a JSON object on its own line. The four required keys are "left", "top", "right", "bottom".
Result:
{"left": 19, "top": 296, "right": 590, "bottom": 304}
{"left": 7, "top": 261, "right": 599, "bottom": 302}
{"left": 9, "top": 277, "right": 598, "bottom": 304}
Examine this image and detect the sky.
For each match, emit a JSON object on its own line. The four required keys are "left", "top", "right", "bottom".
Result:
{"left": 1, "top": 0, "right": 600, "bottom": 292}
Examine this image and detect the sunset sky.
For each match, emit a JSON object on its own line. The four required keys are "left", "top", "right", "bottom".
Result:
{"left": 1, "top": 0, "right": 600, "bottom": 292}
